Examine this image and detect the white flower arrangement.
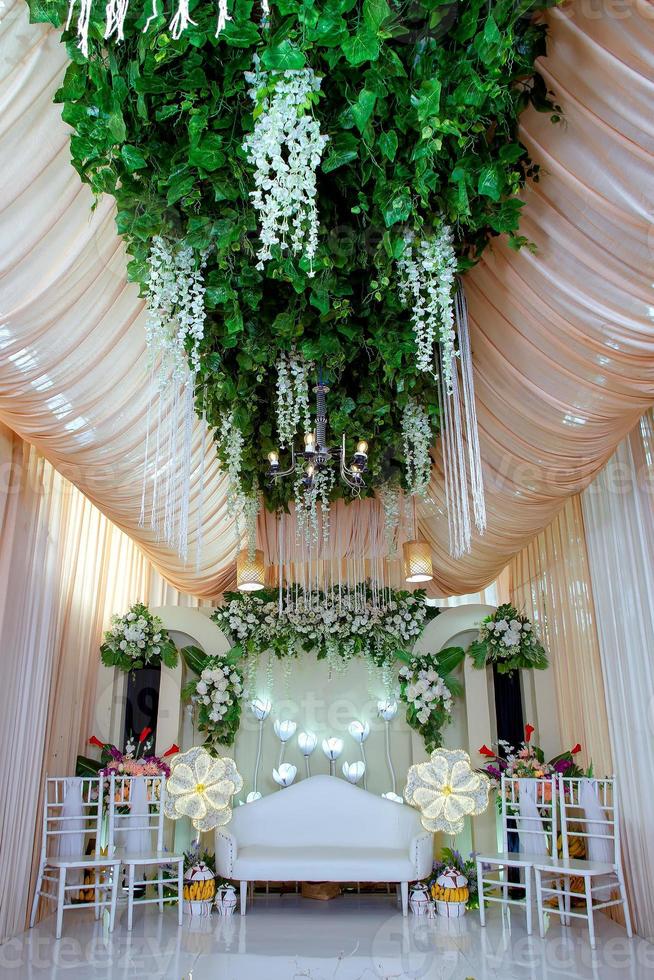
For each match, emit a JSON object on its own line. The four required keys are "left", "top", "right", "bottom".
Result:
{"left": 182, "top": 655, "right": 244, "bottom": 748}
{"left": 468, "top": 604, "right": 549, "bottom": 674}
{"left": 402, "top": 400, "right": 433, "bottom": 497}
{"left": 100, "top": 603, "right": 178, "bottom": 672}
{"left": 211, "top": 585, "right": 434, "bottom": 670}
{"left": 243, "top": 62, "right": 329, "bottom": 276}
{"left": 397, "top": 226, "right": 458, "bottom": 389}
{"left": 398, "top": 655, "right": 455, "bottom": 751}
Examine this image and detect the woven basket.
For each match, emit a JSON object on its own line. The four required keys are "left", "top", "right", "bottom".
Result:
{"left": 301, "top": 882, "right": 341, "bottom": 901}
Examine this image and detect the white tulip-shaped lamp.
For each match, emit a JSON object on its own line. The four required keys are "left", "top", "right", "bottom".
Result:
{"left": 342, "top": 761, "right": 366, "bottom": 785}
{"left": 322, "top": 737, "right": 344, "bottom": 776}
{"left": 348, "top": 720, "right": 370, "bottom": 788}
{"left": 298, "top": 731, "right": 318, "bottom": 778}
{"left": 272, "top": 763, "right": 297, "bottom": 788}
{"left": 273, "top": 719, "right": 297, "bottom": 767}
{"left": 378, "top": 700, "right": 398, "bottom": 794}
{"left": 250, "top": 698, "right": 272, "bottom": 796}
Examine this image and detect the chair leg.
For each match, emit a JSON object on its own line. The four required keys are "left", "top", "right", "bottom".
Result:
{"left": 395, "top": 882, "right": 401, "bottom": 907}
{"left": 534, "top": 868, "right": 545, "bottom": 939}
{"left": 477, "top": 861, "right": 486, "bottom": 927}
{"left": 400, "top": 882, "right": 408, "bottom": 917}
{"left": 109, "top": 865, "right": 119, "bottom": 933}
{"left": 127, "top": 864, "right": 135, "bottom": 932}
{"left": 525, "top": 868, "right": 533, "bottom": 937}
{"left": 240, "top": 880, "right": 247, "bottom": 916}
{"left": 30, "top": 863, "right": 44, "bottom": 928}
{"left": 177, "top": 860, "right": 184, "bottom": 927}
{"left": 158, "top": 877, "right": 164, "bottom": 913}
{"left": 563, "top": 877, "right": 571, "bottom": 927}
{"left": 617, "top": 870, "right": 633, "bottom": 939}
{"left": 585, "top": 876, "right": 596, "bottom": 950}
{"left": 55, "top": 867, "right": 67, "bottom": 941}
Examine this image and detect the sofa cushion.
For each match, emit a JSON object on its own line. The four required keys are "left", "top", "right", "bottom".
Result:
{"left": 232, "top": 845, "right": 418, "bottom": 882}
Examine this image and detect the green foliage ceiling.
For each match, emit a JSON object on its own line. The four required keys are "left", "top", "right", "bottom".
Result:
{"left": 30, "top": 0, "right": 559, "bottom": 507}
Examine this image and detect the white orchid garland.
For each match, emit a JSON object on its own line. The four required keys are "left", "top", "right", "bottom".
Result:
{"left": 397, "top": 227, "right": 458, "bottom": 389}
{"left": 243, "top": 61, "right": 329, "bottom": 275}
{"left": 402, "top": 400, "right": 432, "bottom": 496}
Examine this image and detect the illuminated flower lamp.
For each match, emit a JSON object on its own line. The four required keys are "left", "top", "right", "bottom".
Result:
{"left": 322, "top": 737, "right": 344, "bottom": 776}
{"left": 236, "top": 548, "right": 265, "bottom": 592}
{"left": 404, "top": 748, "right": 490, "bottom": 836}
{"left": 249, "top": 697, "right": 271, "bottom": 796}
{"left": 272, "top": 763, "right": 297, "bottom": 788}
{"left": 378, "top": 699, "right": 398, "bottom": 794}
{"left": 245, "top": 792, "right": 262, "bottom": 804}
{"left": 164, "top": 746, "right": 243, "bottom": 832}
{"left": 298, "top": 731, "right": 318, "bottom": 778}
{"left": 342, "top": 761, "right": 365, "bottom": 785}
{"left": 348, "top": 720, "right": 370, "bottom": 788}
{"left": 273, "top": 719, "right": 297, "bottom": 768}
{"left": 403, "top": 540, "right": 433, "bottom": 583}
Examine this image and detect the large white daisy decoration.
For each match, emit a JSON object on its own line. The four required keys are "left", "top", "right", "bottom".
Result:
{"left": 404, "top": 748, "right": 490, "bottom": 835}
{"left": 164, "top": 746, "right": 243, "bottom": 832}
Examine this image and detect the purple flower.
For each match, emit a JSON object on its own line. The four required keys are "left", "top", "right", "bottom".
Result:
{"left": 486, "top": 766, "right": 502, "bottom": 780}
{"left": 554, "top": 758, "right": 573, "bottom": 773}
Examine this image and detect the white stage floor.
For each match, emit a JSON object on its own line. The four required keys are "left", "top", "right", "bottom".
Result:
{"left": 1, "top": 894, "right": 651, "bottom": 979}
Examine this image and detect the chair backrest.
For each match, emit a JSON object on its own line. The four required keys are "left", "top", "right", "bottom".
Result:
{"left": 41, "top": 777, "right": 104, "bottom": 860}
{"left": 557, "top": 775, "right": 619, "bottom": 868}
{"left": 108, "top": 774, "right": 166, "bottom": 854}
{"left": 500, "top": 775, "right": 557, "bottom": 856}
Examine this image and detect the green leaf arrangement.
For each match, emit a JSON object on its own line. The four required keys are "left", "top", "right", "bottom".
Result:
{"left": 28, "top": 0, "right": 561, "bottom": 507}
{"left": 467, "top": 602, "right": 549, "bottom": 674}
{"left": 100, "top": 602, "right": 178, "bottom": 672}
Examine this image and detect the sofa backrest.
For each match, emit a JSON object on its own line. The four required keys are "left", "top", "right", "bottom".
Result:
{"left": 229, "top": 775, "right": 423, "bottom": 849}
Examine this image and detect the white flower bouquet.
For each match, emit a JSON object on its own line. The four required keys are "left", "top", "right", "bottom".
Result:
{"left": 398, "top": 654, "right": 459, "bottom": 751}
{"left": 468, "top": 604, "right": 548, "bottom": 674}
{"left": 182, "top": 654, "right": 244, "bottom": 748}
{"left": 100, "top": 602, "right": 178, "bottom": 673}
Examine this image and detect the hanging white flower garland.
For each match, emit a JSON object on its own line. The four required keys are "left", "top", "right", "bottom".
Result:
{"left": 276, "top": 352, "right": 313, "bottom": 448}
{"left": 139, "top": 236, "right": 207, "bottom": 562}
{"left": 243, "top": 61, "right": 329, "bottom": 276}
{"left": 397, "top": 226, "right": 458, "bottom": 390}
{"left": 401, "top": 400, "right": 432, "bottom": 497}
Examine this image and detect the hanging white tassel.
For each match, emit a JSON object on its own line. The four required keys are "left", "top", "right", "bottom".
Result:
{"left": 142, "top": 0, "right": 159, "bottom": 32}
{"left": 456, "top": 288, "right": 486, "bottom": 533}
{"left": 215, "top": 0, "right": 231, "bottom": 36}
{"left": 168, "top": 0, "right": 197, "bottom": 38}
{"left": 67, "top": 0, "right": 92, "bottom": 57}
{"left": 104, "top": 0, "right": 130, "bottom": 40}
{"left": 440, "top": 285, "right": 486, "bottom": 557}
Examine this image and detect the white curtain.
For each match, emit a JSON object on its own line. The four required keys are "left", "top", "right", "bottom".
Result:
{"left": 0, "top": 424, "right": 206, "bottom": 941}
{"left": 582, "top": 410, "right": 654, "bottom": 938}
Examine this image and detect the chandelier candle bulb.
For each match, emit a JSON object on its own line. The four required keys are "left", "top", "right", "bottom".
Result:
{"left": 236, "top": 548, "right": 265, "bottom": 592}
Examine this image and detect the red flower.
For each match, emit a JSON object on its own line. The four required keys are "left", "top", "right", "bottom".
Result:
{"left": 479, "top": 744, "right": 495, "bottom": 758}
{"left": 88, "top": 736, "right": 105, "bottom": 749}
{"left": 525, "top": 724, "right": 535, "bottom": 743}
{"left": 163, "top": 743, "right": 180, "bottom": 757}
{"left": 138, "top": 726, "right": 153, "bottom": 744}
{"left": 571, "top": 743, "right": 582, "bottom": 755}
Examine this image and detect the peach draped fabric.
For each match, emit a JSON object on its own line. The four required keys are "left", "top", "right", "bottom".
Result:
{"left": 1, "top": 0, "right": 653, "bottom": 596}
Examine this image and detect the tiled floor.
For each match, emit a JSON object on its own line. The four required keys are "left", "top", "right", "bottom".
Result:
{"left": 1, "top": 894, "right": 651, "bottom": 979}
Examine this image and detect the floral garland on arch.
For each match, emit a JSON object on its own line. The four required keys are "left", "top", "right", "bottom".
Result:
{"left": 398, "top": 653, "right": 462, "bottom": 752}
{"left": 181, "top": 646, "right": 244, "bottom": 750}
{"left": 467, "top": 604, "right": 549, "bottom": 674}
{"left": 100, "top": 603, "right": 178, "bottom": 673}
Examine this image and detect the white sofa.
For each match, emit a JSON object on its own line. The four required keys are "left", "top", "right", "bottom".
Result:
{"left": 215, "top": 774, "right": 433, "bottom": 915}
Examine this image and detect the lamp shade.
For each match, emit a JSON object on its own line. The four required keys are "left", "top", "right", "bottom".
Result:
{"left": 377, "top": 699, "right": 398, "bottom": 721}
{"left": 403, "top": 540, "right": 433, "bottom": 583}
{"left": 322, "top": 737, "right": 344, "bottom": 761}
{"left": 298, "top": 731, "right": 318, "bottom": 756}
{"left": 273, "top": 720, "right": 297, "bottom": 742}
{"left": 250, "top": 697, "right": 271, "bottom": 721}
{"left": 348, "top": 720, "right": 370, "bottom": 743}
{"left": 237, "top": 547, "right": 265, "bottom": 592}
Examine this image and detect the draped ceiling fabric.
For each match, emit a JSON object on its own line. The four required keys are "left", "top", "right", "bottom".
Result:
{"left": 1, "top": 0, "right": 653, "bottom": 597}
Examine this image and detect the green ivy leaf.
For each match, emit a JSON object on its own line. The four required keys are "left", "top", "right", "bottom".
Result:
{"left": 363, "top": 0, "right": 392, "bottom": 33}
{"left": 322, "top": 132, "right": 359, "bottom": 172}
{"left": 120, "top": 144, "right": 148, "bottom": 172}
{"left": 378, "top": 130, "right": 398, "bottom": 162}
{"left": 342, "top": 28, "right": 380, "bottom": 66}
{"left": 415, "top": 78, "right": 442, "bottom": 122}
{"left": 351, "top": 89, "right": 377, "bottom": 133}
{"left": 477, "top": 163, "right": 504, "bottom": 201}
{"left": 261, "top": 40, "right": 306, "bottom": 70}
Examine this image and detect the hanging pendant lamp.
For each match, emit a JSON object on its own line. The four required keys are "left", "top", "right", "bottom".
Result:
{"left": 237, "top": 548, "right": 265, "bottom": 592}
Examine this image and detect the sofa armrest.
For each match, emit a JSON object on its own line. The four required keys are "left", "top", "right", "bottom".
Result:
{"left": 215, "top": 829, "right": 238, "bottom": 878}
{"left": 410, "top": 831, "right": 434, "bottom": 880}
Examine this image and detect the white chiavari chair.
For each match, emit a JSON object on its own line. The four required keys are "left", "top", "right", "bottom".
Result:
{"left": 30, "top": 776, "right": 120, "bottom": 939}
{"left": 108, "top": 774, "right": 184, "bottom": 930}
{"left": 477, "top": 775, "right": 559, "bottom": 935}
{"left": 534, "top": 775, "right": 632, "bottom": 949}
